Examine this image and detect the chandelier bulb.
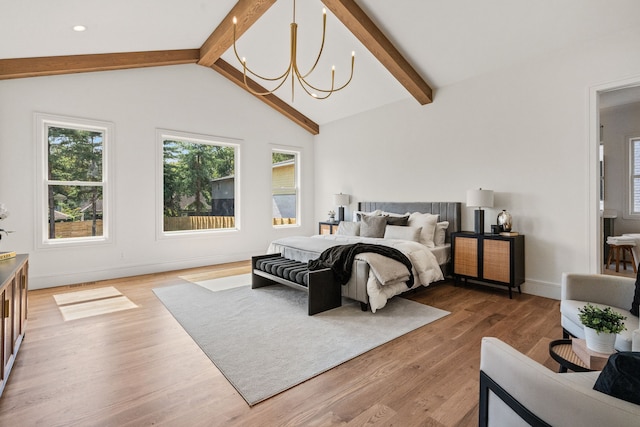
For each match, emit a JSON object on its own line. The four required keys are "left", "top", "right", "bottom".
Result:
{"left": 233, "top": 16, "right": 237, "bottom": 25}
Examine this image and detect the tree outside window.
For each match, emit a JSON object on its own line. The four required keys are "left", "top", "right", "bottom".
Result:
{"left": 162, "top": 135, "right": 237, "bottom": 233}
{"left": 45, "top": 125, "right": 105, "bottom": 240}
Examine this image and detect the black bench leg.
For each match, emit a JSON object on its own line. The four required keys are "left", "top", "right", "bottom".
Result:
{"left": 360, "top": 302, "right": 369, "bottom": 312}
{"left": 308, "top": 269, "right": 341, "bottom": 315}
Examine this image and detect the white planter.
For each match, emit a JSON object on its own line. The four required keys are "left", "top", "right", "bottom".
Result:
{"left": 584, "top": 327, "right": 616, "bottom": 353}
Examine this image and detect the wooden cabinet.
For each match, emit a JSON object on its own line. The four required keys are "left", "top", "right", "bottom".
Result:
{"left": 0, "top": 254, "right": 28, "bottom": 397}
{"left": 318, "top": 221, "right": 340, "bottom": 235}
{"left": 451, "top": 232, "right": 524, "bottom": 298}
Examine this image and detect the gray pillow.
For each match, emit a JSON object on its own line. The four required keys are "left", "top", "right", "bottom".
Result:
{"left": 360, "top": 214, "right": 387, "bottom": 238}
{"left": 386, "top": 215, "right": 409, "bottom": 226}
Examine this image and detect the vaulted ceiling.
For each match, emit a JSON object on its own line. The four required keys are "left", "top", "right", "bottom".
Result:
{"left": 2, "top": 1, "right": 640, "bottom": 134}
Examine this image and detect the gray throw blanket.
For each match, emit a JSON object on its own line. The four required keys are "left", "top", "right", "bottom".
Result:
{"left": 308, "top": 243, "right": 414, "bottom": 287}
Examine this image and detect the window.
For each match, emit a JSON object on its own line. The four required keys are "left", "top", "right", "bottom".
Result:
{"left": 160, "top": 130, "right": 239, "bottom": 234}
{"left": 36, "top": 114, "right": 112, "bottom": 245}
{"left": 629, "top": 137, "right": 640, "bottom": 217}
{"left": 272, "top": 149, "right": 299, "bottom": 226}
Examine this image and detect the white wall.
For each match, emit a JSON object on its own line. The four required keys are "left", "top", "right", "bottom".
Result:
{"left": 314, "top": 27, "right": 640, "bottom": 299}
{"left": 0, "top": 64, "right": 315, "bottom": 289}
{"left": 601, "top": 101, "right": 640, "bottom": 234}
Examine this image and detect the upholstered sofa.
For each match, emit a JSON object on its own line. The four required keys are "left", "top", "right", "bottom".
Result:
{"left": 479, "top": 337, "right": 640, "bottom": 426}
{"left": 560, "top": 273, "right": 639, "bottom": 352}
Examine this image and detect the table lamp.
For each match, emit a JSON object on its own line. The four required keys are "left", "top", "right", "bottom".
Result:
{"left": 333, "top": 193, "right": 350, "bottom": 222}
{"left": 466, "top": 188, "right": 494, "bottom": 234}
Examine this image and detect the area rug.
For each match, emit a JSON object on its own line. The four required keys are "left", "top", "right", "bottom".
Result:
{"left": 181, "top": 272, "right": 252, "bottom": 292}
{"left": 153, "top": 281, "right": 449, "bottom": 406}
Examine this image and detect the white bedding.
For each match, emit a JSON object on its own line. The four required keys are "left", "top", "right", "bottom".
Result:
{"left": 267, "top": 234, "right": 446, "bottom": 312}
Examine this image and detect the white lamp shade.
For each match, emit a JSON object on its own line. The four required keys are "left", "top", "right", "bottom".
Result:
{"left": 333, "top": 193, "right": 350, "bottom": 206}
{"left": 466, "top": 189, "right": 494, "bottom": 208}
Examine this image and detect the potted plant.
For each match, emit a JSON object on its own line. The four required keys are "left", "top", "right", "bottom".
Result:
{"left": 578, "top": 303, "right": 626, "bottom": 353}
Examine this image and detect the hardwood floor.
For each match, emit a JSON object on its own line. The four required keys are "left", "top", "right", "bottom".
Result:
{"left": 0, "top": 261, "right": 563, "bottom": 426}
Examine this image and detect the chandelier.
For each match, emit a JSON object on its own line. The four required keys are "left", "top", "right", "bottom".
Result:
{"left": 232, "top": 0, "right": 355, "bottom": 101}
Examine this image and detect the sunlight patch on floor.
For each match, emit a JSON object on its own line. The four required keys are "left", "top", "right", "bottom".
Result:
{"left": 53, "top": 286, "right": 137, "bottom": 321}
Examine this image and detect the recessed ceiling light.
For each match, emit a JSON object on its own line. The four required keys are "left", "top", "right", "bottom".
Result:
{"left": 73, "top": 25, "right": 87, "bottom": 32}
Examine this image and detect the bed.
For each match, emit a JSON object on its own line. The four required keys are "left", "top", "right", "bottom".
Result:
{"left": 264, "top": 201, "right": 461, "bottom": 313}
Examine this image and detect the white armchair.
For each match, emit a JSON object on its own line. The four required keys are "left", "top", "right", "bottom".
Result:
{"left": 560, "top": 273, "right": 639, "bottom": 352}
{"left": 479, "top": 337, "right": 640, "bottom": 426}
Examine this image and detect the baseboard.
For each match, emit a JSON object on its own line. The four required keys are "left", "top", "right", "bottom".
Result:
{"left": 520, "top": 279, "right": 560, "bottom": 300}
{"left": 461, "top": 279, "right": 560, "bottom": 300}
{"left": 29, "top": 251, "right": 261, "bottom": 290}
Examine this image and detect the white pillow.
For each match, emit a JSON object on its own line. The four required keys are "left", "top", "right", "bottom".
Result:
{"left": 336, "top": 221, "right": 360, "bottom": 236}
{"left": 434, "top": 221, "right": 449, "bottom": 246}
{"left": 407, "top": 212, "right": 439, "bottom": 248}
{"left": 384, "top": 225, "right": 422, "bottom": 242}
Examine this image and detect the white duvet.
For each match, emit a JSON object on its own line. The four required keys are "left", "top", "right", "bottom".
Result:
{"left": 267, "top": 234, "right": 444, "bottom": 312}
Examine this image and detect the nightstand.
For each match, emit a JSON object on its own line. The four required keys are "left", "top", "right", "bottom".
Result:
{"left": 451, "top": 231, "right": 525, "bottom": 298}
{"left": 318, "top": 221, "right": 340, "bottom": 235}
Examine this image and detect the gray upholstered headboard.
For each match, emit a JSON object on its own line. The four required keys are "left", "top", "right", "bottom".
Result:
{"left": 357, "top": 201, "right": 462, "bottom": 243}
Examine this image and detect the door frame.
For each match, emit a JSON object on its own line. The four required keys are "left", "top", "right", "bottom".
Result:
{"left": 589, "top": 75, "right": 640, "bottom": 272}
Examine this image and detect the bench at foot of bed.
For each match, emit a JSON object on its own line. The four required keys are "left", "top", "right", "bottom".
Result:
{"left": 251, "top": 253, "right": 343, "bottom": 315}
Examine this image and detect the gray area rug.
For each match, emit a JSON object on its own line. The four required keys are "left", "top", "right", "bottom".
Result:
{"left": 153, "top": 281, "right": 449, "bottom": 406}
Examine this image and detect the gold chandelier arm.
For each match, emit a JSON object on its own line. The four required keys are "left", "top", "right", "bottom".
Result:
{"left": 233, "top": 18, "right": 292, "bottom": 82}
{"left": 297, "top": 53, "right": 354, "bottom": 94}
{"left": 241, "top": 65, "right": 291, "bottom": 96}
{"left": 298, "top": 9, "right": 327, "bottom": 80}
{"left": 296, "top": 72, "right": 334, "bottom": 100}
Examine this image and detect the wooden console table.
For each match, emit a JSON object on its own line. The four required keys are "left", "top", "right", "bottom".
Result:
{"left": 0, "top": 254, "right": 28, "bottom": 397}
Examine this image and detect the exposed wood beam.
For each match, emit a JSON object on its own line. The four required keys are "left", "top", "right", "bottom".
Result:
{"left": 0, "top": 49, "right": 200, "bottom": 80}
{"left": 321, "top": 0, "right": 433, "bottom": 105}
{"left": 211, "top": 59, "right": 319, "bottom": 135}
{"left": 198, "top": 0, "right": 276, "bottom": 67}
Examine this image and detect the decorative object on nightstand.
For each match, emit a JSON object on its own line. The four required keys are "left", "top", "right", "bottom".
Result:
{"left": 497, "top": 209, "right": 513, "bottom": 232}
{"left": 327, "top": 210, "right": 335, "bottom": 222}
{"left": 333, "top": 193, "right": 350, "bottom": 222}
{"left": 466, "top": 188, "right": 493, "bottom": 234}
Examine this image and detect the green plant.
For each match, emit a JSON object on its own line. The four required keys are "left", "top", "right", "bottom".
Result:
{"left": 578, "top": 303, "right": 627, "bottom": 334}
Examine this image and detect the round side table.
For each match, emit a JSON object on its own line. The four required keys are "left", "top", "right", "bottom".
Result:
{"left": 548, "top": 339, "right": 594, "bottom": 373}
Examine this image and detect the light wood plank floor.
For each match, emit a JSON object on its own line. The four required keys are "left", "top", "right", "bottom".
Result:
{"left": 0, "top": 261, "right": 563, "bottom": 426}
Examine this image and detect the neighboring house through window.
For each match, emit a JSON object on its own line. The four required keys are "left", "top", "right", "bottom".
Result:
{"left": 159, "top": 129, "right": 239, "bottom": 235}
{"left": 36, "top": 113, "right": 112, "bottom": 246}
{"left": 272, "top": 148, "right": 299, "bottom": 226}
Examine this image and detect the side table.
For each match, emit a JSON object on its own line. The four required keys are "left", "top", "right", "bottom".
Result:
{"left": 549, "top": 339, "right": 607, "bottom": 373}
{"left": 318, "top": 221, "right": 340, "bottom": 235}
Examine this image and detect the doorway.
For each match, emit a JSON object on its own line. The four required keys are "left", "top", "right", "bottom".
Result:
{"left": 591, "top": 78, "right": 640, "bottom": 276}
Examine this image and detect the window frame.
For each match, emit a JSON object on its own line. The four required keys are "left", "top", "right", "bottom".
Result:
{"left": 156, "top": 129, "right": 241, "bottom": 240}
{"left": 271, "top": 145, "right": 301, "bottom": 229}
{"left": 35, "top": 113, "right": 114, "bottom": 248}
{"left": 626, "top": 136, "right": 640, "bottom": 219}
